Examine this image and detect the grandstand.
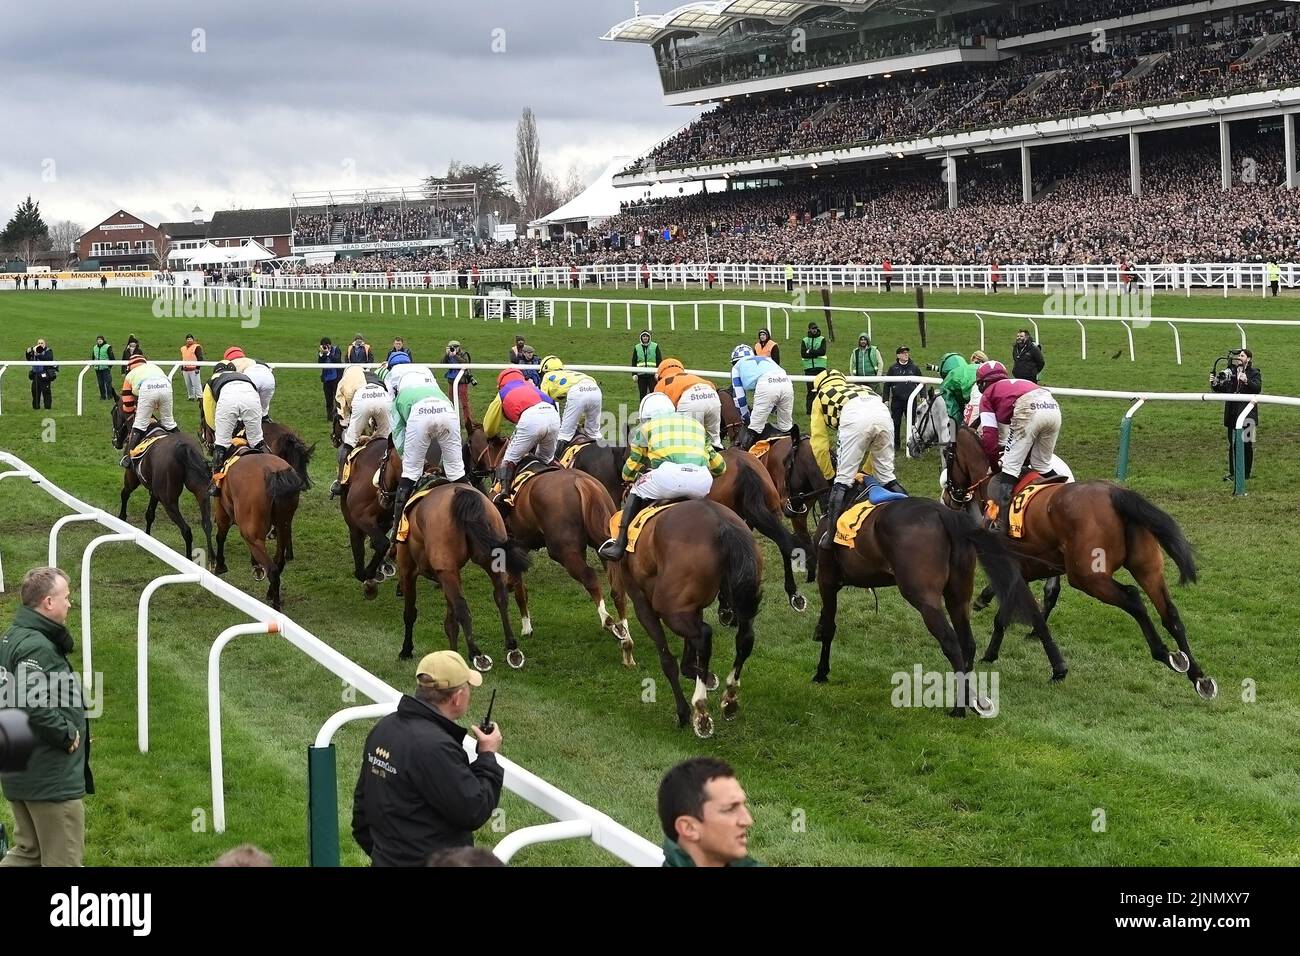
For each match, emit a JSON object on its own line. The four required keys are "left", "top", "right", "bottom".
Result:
{"left": 289, "top": 183, "right": 480, "bottom": 262}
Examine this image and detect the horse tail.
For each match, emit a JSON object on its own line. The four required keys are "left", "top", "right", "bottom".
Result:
{"left": 175, "top": 439, "right": 211, "bottom": 489}
{"left": 1109, "top": 486, "right": 1198, "bottom": 585}
{"left": 717, "top": 511, "right": 762, "bottom": 624}
{"left": 264, "top": 466, "right": 304, "bottom": 503}
{"left": 451, "top": 487, "right": 531, "bottom": 575}
{"left": 936, "top": 505, "right": 1040, "bottom": 627}
{"left": 574, "top": 474, "right": 615, "bottom": 549}
{"left": 278, "top": 433, "right": 316, "bottom": 490}
{"left": 734, "top": 462, "right": 797, "bottom": 555}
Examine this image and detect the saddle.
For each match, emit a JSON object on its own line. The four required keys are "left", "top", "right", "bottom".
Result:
{"left": 211, "top": 445, "right": 257, "bottom": 488}
{"left": 747, "top": 434, "right": 790, "bottom": 461}
{"left": 125, "top": 426, "right": 170, "bottom": 460}
{"left": 557, "top": 437, "right": 595, "bottom": 469}
{"left": 492, "top": 457, "right": 557, "bottom": 506}
{"left": 988, "top": 471, "right": 1069, "bottom": 539}
{"left": 395, "top": 479, "right": 450, "bottom": 544}
{"left": 607, "top": 500, "right": 682, "bottom": 553}
{"left": 849, "top": 474, "right": 908, "bottom": 507}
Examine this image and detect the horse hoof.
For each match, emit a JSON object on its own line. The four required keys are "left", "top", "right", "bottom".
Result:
{"left": 693, "top": 712, "right": 714, "bottom": 739}
{"left": 252, "top": 566, "right": 266, "bottom": 582}
{"left": 1051, "top": 668, "right": 1069, "bottom": 683}
{"left": 971, "top": 694, "right": 998, "bottom": 718}
{"left": 718, "top": 607, "right": 735, "bottom": 627}
{"left": 399, "top": 649, "right": 413, "bottom": 661}
{"left": 972, "top": 598, "right": 989, "bottom": 613}
{"left": 363, "top": 581, "right": 379, "bottom": 601}
{"left": 472, "top": 654, "right": 493, "bottom": 672}
{"left": 721, "top": 694, "right": 739, "bottom": 720}
{"left": 380, "top": 560, "right": 396, "bottom": 578}
{"left": 812, "top": 672, "right": 828, "bottom": 684}
{"left": 948, "top": 707, "right": 967, "bottom": 718}
{"left": 619, "top": 640, "right": 636, "bottom": 669}
{"left": 506, "top": 649, "right": 525, "bottom": 669}
{"left": 1195, "top": 677, "right": 1218, "bottom": 701}
{"left": 1167, "top": 650, "right": 1190, "bottom": 674}
{"left": 789, "top": 593, "right": 808, "bottom": 612}
{"left": 704, "top": 672, "right": 720, "bottom": 692}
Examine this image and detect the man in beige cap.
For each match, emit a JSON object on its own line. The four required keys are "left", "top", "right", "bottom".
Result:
{"left": 351, "top": 650, "right": 503, "bottom": 866}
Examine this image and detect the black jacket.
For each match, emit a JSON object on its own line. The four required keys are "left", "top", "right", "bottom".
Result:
{"left": 352, "top": 695, "right": 504, "bottom": 867}
{"left": 1012, "top": 341, "right": 1045, "bottom": 382}
{"left": 1211, "top": 364, "right": 1262, "bottom": 427}
{"left": 885, "top": 360, "right": 923, "bottom": 410}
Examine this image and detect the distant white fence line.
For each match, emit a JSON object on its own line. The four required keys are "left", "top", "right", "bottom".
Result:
{"left": 0, "top": 451, "right": 664, "bottom": 867}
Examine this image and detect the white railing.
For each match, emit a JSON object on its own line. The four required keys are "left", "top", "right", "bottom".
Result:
{"left": 0, "top": 451, "right": 664, "bottom": 867}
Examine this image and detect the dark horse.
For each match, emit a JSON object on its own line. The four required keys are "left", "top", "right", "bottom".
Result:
{"left": 567, "top": 440, "right": 631, "bottom": 503}
{"left": 397, "top": 483, "right": 531, "bottom": 668}
{"left": 333, "top": 436, "right": 397, "bottom": 597}
{"left": 616, "top": 499, "right": 763, "bottom": 738}
{"left": 200, "top": 410, "right": 314, "bottom": 492}
{"left": 751, "top": 435, "right": 829, "bottom": 579}
{"left": 210, "top": 451, "right": 303, "bottom": 610}
{"left": 111, "top": 397, "right": 214, "bottom": 562}
{"left": 476, "top": 434, "right": 635, "bottom": 664}
{"left": 718, "top": 388, "right": 743, "bottom": 444}
{"left": 710, "top": 448, "right": 806, "bottom": 611}
{"left": 945, "top": 425, "right": 1216, "bottom": 699}
{"left": 813, "top": 495, "right": 1059, "bottom": 715}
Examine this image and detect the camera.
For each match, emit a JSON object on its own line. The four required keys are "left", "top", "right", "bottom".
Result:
{"left": 0, "top": 710, "right": 37, "bottom": 773}
{"left": 925, "top": 362, "right": 942, "bottom": 373}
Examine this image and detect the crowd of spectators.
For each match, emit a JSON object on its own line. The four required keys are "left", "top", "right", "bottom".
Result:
{"left": 293, "top": 204, "right": 475, "bottom": 245}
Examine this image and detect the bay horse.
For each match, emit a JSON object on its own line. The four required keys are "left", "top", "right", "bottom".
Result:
{"left": 111, "top": 397, "right": 214, "bottom": 562}
{"left": 567, "top": 440, "right": 631, "bottom": 504}
{"left": 210, "top": 450, "right": 303, "bottom": 610}
{"left": 617, "top": 499, "right": 763, "bottom": 738}
{"left": 813, "top": 494, "right": 1060, "bottom": 715}
{"left": 710, "top": 448, "right": 806, "bottom": 611}
{"left": 944, "top": 425, "right": 1216, "bottom": 699}
{"left": 332, "top": 436, "right": 396, "bottom": 598}
{"left": 200, "top": 410, "right": 314, "bottom": 491}
{"left": 397, "top": 483, "right": 531, "bottom": 669}
{"left": 753, "top": 435, "right": 829, "bottom": 578}
{"left": 718, "top": 388, "right": 743, "bottom": 444}
{"left": 474, "top": 435, "right": 636, "bottom": 662}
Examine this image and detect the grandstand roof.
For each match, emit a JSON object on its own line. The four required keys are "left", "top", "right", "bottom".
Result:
{"left": 601, "top": 0, "right": 940, "bottom": 44}
{"left": 208, "top": 207, "right": 292, "bottom": 238}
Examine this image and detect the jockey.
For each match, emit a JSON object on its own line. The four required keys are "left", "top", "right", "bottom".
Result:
{"left": 483, "top": 367, "right": 560, "bottom": 493}
{"left": 655, "top": 357, "right": 723, "bottom": 451}
{"left": 539, "top": 355, "right": 603, "bottom": 457}
{"left": 118, "top": 354, "right": 178, "bottom": 467}
{"left": 598, "top": 392, "right": 726, "bottom": 561}
{"left": 730, "top": 344, "right": 796, "bottom": 452}
{"left": 385, "top": 355, "right": 465, "bottom": 553}
{"left": 812, "top": 369, "right": 906, "bottom": 550}
{"left": 329, "top": 363, "right": 391, "bottom": 498}
{"left": 203, "top": 361, "right": 267, "bottom": 496}
{"left": 222, "top": 346, "right": 276, "bottom": 420}
{"left": 383, "top": 352, "right": 438, "bottom": 399}
{"left": 977, "top": 361, "right": 1062, "bottom": 533}
{"left": 937, "top": 352, "right": 978, "bottom": 440}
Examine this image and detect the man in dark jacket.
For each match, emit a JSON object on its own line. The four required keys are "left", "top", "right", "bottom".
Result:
{"left": 1210, "top": 348, "right": 1262, "bottom": 481}
{"left": 346, "top": 333, "right": 373, "bottom": 364}
{"left": 352, "top": 651, "right": 503, "bottom": 866}
{"left": 319, "top": 337, "right": 343, "bottom": 422}
{"left": 1012, "top": 330, "right": 1045, "bottom": 383}
{"left": 25, "top": 339, "right": 56, "bottom": 410}
{"left": 0, "top": 567, "right": 91, "bottom": 867}
{"left": 658, "top": 757, "right": 761, "bottom": 867}
{"left": 885, "top": 345, "right": 923, "bottom": 451}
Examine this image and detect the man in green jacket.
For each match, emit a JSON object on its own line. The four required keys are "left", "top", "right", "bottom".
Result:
{"left": 0, "top": 567, "right": 91, "bottom": 867}
{"left": 91, "top": 336, "right": 115, "bottom": 401}
{"left": 632, "top": 330, "right": 662, "bottom": 400}
{"left": 658, "top": 757, "right": 762, "bottom": 867}
{"left": 800, "top": 321, "right": 827, "bottom": 415}
{"left": 849, "top": 333, "right": 884, "bottom": 396}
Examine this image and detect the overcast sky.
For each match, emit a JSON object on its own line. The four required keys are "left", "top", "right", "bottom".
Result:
{"left": 0, "top": 0, "right": 692, "bottom": 231}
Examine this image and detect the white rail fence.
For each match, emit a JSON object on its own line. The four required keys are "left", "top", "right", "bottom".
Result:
{"left": 0, "top": 451, "right": 664, "bottom": 867}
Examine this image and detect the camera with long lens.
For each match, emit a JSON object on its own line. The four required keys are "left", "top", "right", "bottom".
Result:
{"left": 1210, "top": 350, "right": 1243, "bottom": 386}
{"left": 0, "top": 710, "right": 37, "bottom": 773}
{"left": 925, "top": 362, "right": 943, "bottom": 373}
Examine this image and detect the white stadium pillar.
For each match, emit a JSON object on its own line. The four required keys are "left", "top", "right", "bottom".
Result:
{"left": 1020, "top": 144, "right": 1033, "bottom": 204}
{"left": 1129, "top": 131, "right": 1142, "bottom": 197}
{"left": 1219, "top": 119, "right": 1231, "bottom": 191}
{"left": 1285, "top": 113, "right": 1298, "bottom": 190}
{"left": 946, "top": 157, "right": 958, "bottom": 210}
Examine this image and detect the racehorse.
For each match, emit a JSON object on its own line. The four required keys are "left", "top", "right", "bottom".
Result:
{"left": 111, "top": 397, "right": 215, "bottom": 562}
{"left": 473, "top": 435, "right": 635, "bottom": 661}
{"left": 209, "top": 451, "right": 303, "bottom": 610}
{"left": 945, "top": 424, "right": 1216, "bottom": 699}
{"left": 710, "top": 448, "right": 807, "bottom": 611}
{"left": 813, "top": 494, "right": 1061, "bottom": 714}
{"left": 751, "top": 435, "right": 829, "bottom": 578}
{"left": 718, "top": 388, "right": 743, "bottom": 444}
{"left": 617, "top": 499, "right": 763, "bottom": 738}
{"left": 332, "top": 436, "right": 396, "bottom": 597}
{"left": 200, "top": 410, "right": 314, "bottom": 491}
{"left": 567, "top": 440, "right": 631, "bottom": 504}
{"left": 397, "top": 483, "right": 531, "bottom": 669}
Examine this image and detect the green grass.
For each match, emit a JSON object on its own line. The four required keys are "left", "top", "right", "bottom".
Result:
{"left": 0, "top": 287, "right": 1297, "bottom": 867}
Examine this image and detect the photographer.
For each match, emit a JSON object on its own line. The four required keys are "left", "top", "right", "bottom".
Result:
{"left": 444, "top": 341, "right": 477, "bottom": 428}
{"left": 0, "top": 568, "right": 91, "bottom": 867}
{"left": 25, "top": 339, "right": 56, "bottom": 410}
{"left": 318, "top": 337, "right": 342, "bottom": 422}
{"left": 1210, "top": 349, "right": 1262, "bottom": 482}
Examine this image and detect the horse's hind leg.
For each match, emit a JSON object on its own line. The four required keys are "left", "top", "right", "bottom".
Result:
{"left": 973, "top": 583, "right": 996, "bottom": 613}
{"left": 1068, "top": 563, "right": 1175, "bottom": 673}
{"left": 903, "top": 577, "right": 987, "bottom": 717}
{"left": 943, "top": 574, "right": 978, "bottom": 673}
{"left": 1129, "top": 543, "right": 1216, "bottom": 699}
{"left": 196, "top": 492, "right": 215, "bottom": 563}
{"left": 438, "top": 569, "right": 490, "bottom": 672}
{"left": 349, "top": 525, "right": 368, "bottom": 581}
{"left": 488, "top": 568, "right": 524, "bottom": 670}
{"left": 213, "top": 504, "right": 231, "bottom": 574}
{"left": 664, "top": 611, "right": 715, "bottom": 738}
{"left": 601, "top": 561, "right": 635, "bottom": 666}
{"left": 118, "top": 470, "right": 139, "bottom": 521}
{"left": 160, "top": 496, "right": 194, "bottom": 561}
{"left": 144, "top": 494, "right": 159, "bottom": 536}
{"left": 398, "top": 546, "right": 418, "bottom": 659}
{"left": 245, "top": 532, "right": 280, "bottom": 609}
{"left": 628, "top": 586, "right": 690, "bottom": 729}
{"left": 510, "top": 575, "right": 532, "bottom": 641}
{"left": 721, "top": 611, "right": 757, "bottom": 721}
{"left": 812, "top": 557, "right": 841, "bottom": 683}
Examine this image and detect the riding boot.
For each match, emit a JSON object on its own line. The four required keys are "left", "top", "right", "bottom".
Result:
{"left": 883, "top": 478, "right": 908, "bottom": 495}
{"left": 331, "top": 443, "right": 353, "bottom": 499}
{"left": 987, "top": 473, "right": 1014, "bottom": 534}
{"left": 386, "top": 477, "right": 416, "bottom": 552}
{"left": 207, "top": 445, "right": 229, "bottom": 497}
{"left": 819, "top": 483, "right": 849, "bottom": 551}
{"left": 120, "top": 427, "right": 145, "bottom": 468}
{"left": 554, "top": 437, "right": 571, "bottom": 461}
{"left": 598, "top": 493, "right": 648, "bottom": 561}
{"left": 493, "top": 460, "right": 517, "bottom": 517}
{"left": 788, "top": 421, "right": 802, "bottom": 444}
{"left": 736, "top": 427, "right": 760, "bottom": 452}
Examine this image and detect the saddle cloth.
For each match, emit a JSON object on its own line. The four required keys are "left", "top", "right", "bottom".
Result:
{"left": 607, "top": 501, "right": 681, "bottom": 554}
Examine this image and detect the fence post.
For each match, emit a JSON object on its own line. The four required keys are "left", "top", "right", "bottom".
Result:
{"left": 306, "top": 743, "right": 340, "bottom": 866}
{"left": 1116, "top": 399, "right": 1143, "bottom": 480}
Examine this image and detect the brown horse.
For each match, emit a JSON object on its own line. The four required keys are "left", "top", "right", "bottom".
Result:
{"left": 710, "top": 448, "right": 806, "bottom": 611}
{"left": 474, "top": 436, "right": 635, "bottom": 661}
{"left": 210, "top": 451, "right": 303, "bottom": 610}
{"left": 752, "top": 435, "right": 829, "bottom": 579}
{"left": 618, "top": 499, "right": 763, "bottom": 738}
{"left": 111, "top": 397, "right": 214, "bottom": 562}
{"left": 718, "top": 388, "right": 743, "bottom": 443}
{"left": 567, "top": 440, "right": 631, "bottom": 503}
{"left": 200, "top": 411, "right": 314, "bottom": 492}
{"left": 945, "top": 425, "right": 1216, "bottom": 699}
{"left": 813, "top": 494, "right": 1059, "bottom": 715}
{"left": 332, "top": 436, "right": 396, "bottom": 597}
{"left": 397, "top": 483, "right": 531, "bottom": 669}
